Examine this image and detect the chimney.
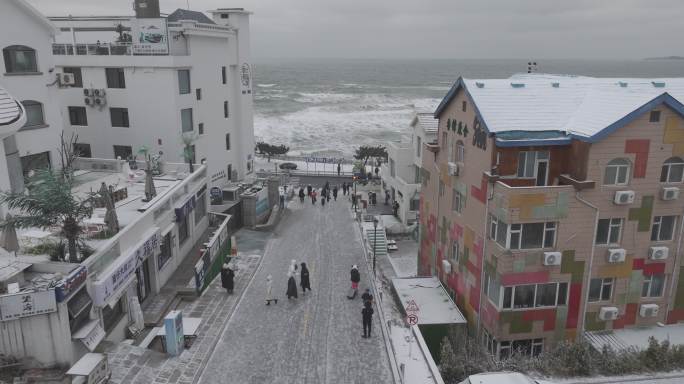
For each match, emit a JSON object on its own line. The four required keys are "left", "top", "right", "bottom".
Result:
{"left": 134, "top": 0, "right": 160, "bottom": 18}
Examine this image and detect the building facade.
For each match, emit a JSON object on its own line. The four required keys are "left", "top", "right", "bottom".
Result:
{"left": 0, "top": 0, "right": 64, "bottom": 193}
{"left": 49, "top": 6, "right": 255, "bottom": 188}
{"left": 419, "top": 74, "right": 684, "bottom": 358}
{"left": 381, "top": 112, "right": 437, "bottom": 226}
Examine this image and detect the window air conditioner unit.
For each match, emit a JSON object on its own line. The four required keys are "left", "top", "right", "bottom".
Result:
{"left": 639, "top": 303, "right": 659, "bottom": 318}
{"left": 649, "top": 246, "right": 669, "bottom": 260}
{"left": 543, "top": 251, "right": 562, "bottom": 266}
{"left": 599, "top": 306, "right": 619, "bottom": 321}
{"left": 84, "top": 98, "right": 92, "bottom": 105}
{"left": 607, "top": 248, "right": 626, "bottom": 263}
{"left": 83, "top": 88, "right": 91, "bottom": 96}
{"left": 94, "top": 97, "right": 106, "bottom": 106}
{"left": 614, "top": 190, "right": 635, "bottom": 205}
{"left": 448, "top": 162, "right": 460, "bottom": 176}
{"left": 57, "top": 72, "right": 75, "bottom": 86}
{"left": 662, "top": 187, "right": 680, "bottom": 201}
{"left": 93, "top": 88, "right": 106, "bottom": 97}
{"left": 442, "top": 259, "right": 452, "bottom": 274}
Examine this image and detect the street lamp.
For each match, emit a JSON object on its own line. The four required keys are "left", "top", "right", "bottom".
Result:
{"left": 373, "top": 216, "right": 378, "bottom": 277}
{"left": 353, "top": 176, "right": 358, "bottom": 213}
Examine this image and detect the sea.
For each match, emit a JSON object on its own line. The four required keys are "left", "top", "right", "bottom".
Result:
{"left": 252, "top": 59, "right": 684, "bottom": 158}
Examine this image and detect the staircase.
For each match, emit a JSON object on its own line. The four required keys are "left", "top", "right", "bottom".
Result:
{"left": 365, "top": 226, "right": 388, "bottom": 259}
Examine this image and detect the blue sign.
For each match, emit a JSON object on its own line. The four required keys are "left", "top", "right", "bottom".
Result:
{"left": 55, "top": 265, "right": 87, "bottom": 302}
{"left": 164, "top": 310, "right": 184, "bottom": 356}
{"left": 210, "top": 187, "right": 222, "bottom": 199}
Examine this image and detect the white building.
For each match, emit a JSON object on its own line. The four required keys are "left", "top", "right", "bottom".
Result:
{"left": 0, "top": 0, "right": 64, "bottom": 193}
{"left": 380, "top": 112, "right": 437, "bottom": 226}
{"left": 49, "top": 2, "right": 255, "bottom": 188}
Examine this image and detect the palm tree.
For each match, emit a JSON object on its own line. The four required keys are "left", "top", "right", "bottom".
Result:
{"left": 181, "top": 133, "right": 196, "bottom": 173}
{"left": 0, "top": 169, "right": 93, "bottom": 262}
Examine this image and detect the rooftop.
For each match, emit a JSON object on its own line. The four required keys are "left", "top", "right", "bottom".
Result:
{"left": 585, "top": 323, "right": 684, "bottom": 352}
{"left": 392, "top": 277, "right": 467, "bottom": 325}
{"left": 167, "top": 9, "right": 215, "bottom": 24}
{"left": 436, "top": 74, "right": 684, "bottom": 144}
{"left": 412, "top": 112, "right": 438, "bottom": 134}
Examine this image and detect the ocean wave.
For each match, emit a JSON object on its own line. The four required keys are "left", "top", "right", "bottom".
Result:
{"left": 294, "top": 92, "right": 358, "bottom": 104}
{"left": 257, "top": 84, "right": 277, "bottom": 88}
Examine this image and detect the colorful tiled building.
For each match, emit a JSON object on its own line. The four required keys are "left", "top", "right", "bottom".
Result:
{"left": 418, "top": 74, "right": 684, "bottom": 358}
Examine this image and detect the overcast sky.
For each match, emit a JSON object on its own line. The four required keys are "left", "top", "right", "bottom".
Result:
{"left": 26, "top": 0, "right": 684, "bottom": 60}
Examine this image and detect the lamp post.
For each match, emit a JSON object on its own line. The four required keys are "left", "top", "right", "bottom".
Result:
{"left": 353, "top": 176, "right": 358, "bottom": 213}
{"left": 373, "top": 216, "right": 378, "bottom": 277}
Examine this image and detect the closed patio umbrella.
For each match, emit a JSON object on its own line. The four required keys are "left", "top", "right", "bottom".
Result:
{"left": 0, "top": 214, "right": 19, "bottom": 256}
{"left": 99, "top": 182, "right": 119, "bottom": 234}
{"left": 144, "top": 167, "right": 156, "bottom": 202}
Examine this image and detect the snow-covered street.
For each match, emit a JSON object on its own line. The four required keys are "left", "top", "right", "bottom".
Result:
{"left": 198, "top": 196, "right": 393, "bottom": 384}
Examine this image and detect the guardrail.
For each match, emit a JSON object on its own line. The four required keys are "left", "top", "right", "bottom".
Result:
{"left": 52, "top": 43, "right": 169, "bottom": 56}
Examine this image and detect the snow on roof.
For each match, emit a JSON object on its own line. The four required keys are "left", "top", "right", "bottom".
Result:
{"left": 0, "top": 85, "right": 24, "bottom": 127}
{"left": 167, "top": 9, "right": 215, "bottom": 24}
{"left": 66, "top": 353, "right": 106, "bottom": 376}
{"left": 392, "top": 277, "right": 467, "bottom": 325}
{"left": 412, "top": 112, "right": 438, "bottom": 134}
{"left": 585, "top": 323, "right": 684, "bottom": 352}
{"left": 436, "top": 74, "right": 684, "bottom": 142}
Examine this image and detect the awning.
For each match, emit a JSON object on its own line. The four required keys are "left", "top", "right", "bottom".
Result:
{"left": 72, "top": 319, "right": 105, "bottom": 351}
{"left": 585, "top": 323, "right": 684, "bottom": 352}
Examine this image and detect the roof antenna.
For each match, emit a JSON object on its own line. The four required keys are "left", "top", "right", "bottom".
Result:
{"left": 527, "top": 61, "right": 538, "bottom": 74}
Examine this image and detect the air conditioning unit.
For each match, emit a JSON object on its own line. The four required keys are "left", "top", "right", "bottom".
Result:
{"left": 543, "top": 251, "right": 562, "bottom": 266}
{"left": 442, "top": 259, "right": 452, "bottom": 274}
{"left": 662, "top": 187, "right": 680, "bottom": 201}
{"left": 94, "top": 97, "right": 106, "bottom": 106}
{"left": 84, "top": 98, "right": 92, "bottom": 105}
{"left": 614, "top": 190, "right": 635, "bottom": 205}
{"left": 599, "top": 306, "right": 619, "bottom": 321}
{"left": 649, "top": 246, "right": 669, "bottom": 260}
{"left": 57, "top": 72, "right": 75, "bottom": 86}
{"left": 448, "top": 162, "right": 460, "bottom": 176}
{"left": 83, "top": 88, "right": 91, "bottom": 96}
{"left": 93, "top": 88, "right": 106, "bottom": 97}
{"left": 607, "top": 248, "right": 626, "bottom": 263}
{"left": 639, "top": 303, "right": 659, "bottom": 318}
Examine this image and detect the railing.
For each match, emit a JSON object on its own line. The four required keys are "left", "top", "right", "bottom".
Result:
{"left": 52, "top": 43, "right": 169, "bottom": 56}
{"left": 491, "top": 181, "right": 575, "bottom": 223}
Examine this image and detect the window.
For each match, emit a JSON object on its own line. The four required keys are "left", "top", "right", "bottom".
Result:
{"left": 157, "top": 232, "right": 172, "bottom": 270}
{"left": 20, "top": 100, "right": 45, "bottom": 128}
{"left": 661, "top": 157, "right": 684, "bottom": 183}
{"left": 499, "top": 339, "right": 544, "bottom": 359}
{"left": 178, "top": 215, "right": 189, "bottom": 246}
{"left": 224, "top": 101, "right": 229, "bottom": 118}
{"left": 489, "top": 215, "right": 508, "bottom": 248}
{"left": 442, "top": 132, "right": 448, "bottom": 148}
{"left": 596, "top": 218, "right": 623, "bottom": 245}
{"left": 3, "top": 45, "right": 37, "bottom": 73}
{"left": 452, "top": 189, "right": 463, "bottom": 213}
{"left": 102, "top": 296, "right": 125, "bottom": 332}
{"left": 225, "top": 133, "right": 231, "bottom": 150}
{"left": 105, "top": 68, "right": 125, "bottom": 88}
{"left": 221, "top": 66, "right": 227, "bottom": 84}
{"left": 62, "top": 67, "right": 83, "bottom": 87}
{"left": 221, "top": 13, "right": 229, "bottom": 19}
{"left": 649, "top": 110, "right": 661, "bottom": 123}
{"left": 196, "top": 88, "right": 202, "bottom": 100}
{"left": 198, "top": 123, "right": 204, "bottom": 135}
{"left": 588, "top": 278, "right": 614, "bottom": 302}
{"left": 73, "top": 143, "right": 92, "bottom": 158}
{"left": 604, "top": 158, "right": 630, "bottom": 185}
{"left": 195, "top": 189, "right": 207, "bottom": 224}
{"left": 454, "top": 140, "right": 465, "bottom": 163}
{"left": 110, "top": 107, "right": 129, "bottom": 127}
{"left": 410, "top": 198, "right": 419, "bottom": 211}
{"left": 178, "top": 69, "right": 191, "bottom": 94}
{"left": 483, "top": 330, "right": 498, "bottom": 357}
{"left": 181, "top": 108, "right": 193, "bottom": 132}
{"left": 501, "top": 282, "right": 568, "bottom": 309}
{"left": 642, "top": 274, "right": 665, "bottom": 298}
{"left": 450, "top": 241, "right": 460, "bottom": 263}
{"left": 462, "top": 101, "right": 467, "bottom": 112}
{"left": 113, "top": 145, "right": 132, "bottom": 160}
{"left": 416, "top": 136, "right": 422, "bottom": 157}
{"left": 652, "top": 216, "right": 677, "bottom": 241}
{"left": 68, "top": 106, "right": 88, "bottom": 126}
{"left": 20, "top": 152, "right": 51, "bottom": 176}
{"left": 517, "top": 151, "right": 548, "bottom": 178}
{"left": 509, "top": 222, "right": 556, "bottom": 250}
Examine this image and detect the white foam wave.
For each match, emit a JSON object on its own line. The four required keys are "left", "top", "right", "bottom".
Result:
{"left": 257, "top": 84, "right": 277, "bottom": 88}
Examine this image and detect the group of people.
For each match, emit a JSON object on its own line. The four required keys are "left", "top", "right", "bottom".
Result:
{"left": 265, "top": 259, "right": 312, "bottom": 305}
{"left": 350, "top": 265, "right": 375, "bottom": 338}
{"left": 298, "top": 180, "right": 356, "bottom": 207}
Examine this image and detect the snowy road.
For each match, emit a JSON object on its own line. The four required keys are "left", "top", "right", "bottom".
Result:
{"left": 198, "top": 197, "right": 393, "bottom": 384}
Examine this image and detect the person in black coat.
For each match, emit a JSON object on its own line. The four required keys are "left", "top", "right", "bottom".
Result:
{"left": 300, "top": 262, "right": 311, "bottom": 294}
{"left": 350, "top": 265, "right": 360, "bottom": 290}
{"left": 220, "top": 264, "right": 234, "bottom": 294}
{"left": 361, "top": 288, "right": 373, "bottom": 305}
{"left": 362, "top": 301, "right": 374, "bottom": 338}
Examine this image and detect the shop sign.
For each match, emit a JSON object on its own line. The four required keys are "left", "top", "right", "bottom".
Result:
{"left": 0, "top": 289, "right": 57, "bottom": 321}
{"left": 93, "top": 230, "right": 159, "bottom": 306}
{"left": 56, "top": 265, "right": 88, "bottom": 302}
{"left": 175, "top": 196, "right": 196, "bottom": 222}
{"left": 210, "top": 187, "right": 222, "bottom": 199}
{"left": 81, "top": 323, "right": 105, "bottom": 351}
{"left": 130, "top": 18, "right": 169, "bottom": 54}
{"left": 305, "top": 157, "right": 343, "bottom": 164}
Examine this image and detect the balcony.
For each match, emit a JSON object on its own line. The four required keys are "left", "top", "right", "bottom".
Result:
{"left": 491, "top": 181, "right": 575, "bottom": 223}
{"left": 52, "top": 43, "right": 169, "bottom": 56}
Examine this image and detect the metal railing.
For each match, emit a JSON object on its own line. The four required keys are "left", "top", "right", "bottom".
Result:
{"left": 52, "top": 43, "right": 169, "bottom": 56}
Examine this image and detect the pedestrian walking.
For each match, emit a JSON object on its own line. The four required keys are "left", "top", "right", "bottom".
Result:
{"left": 307, "top": 184, "right": 312, "bottom": 196}
{"left": 385, "top": 190, "right": 390, "bottom": 205}
{"left": 361, "top": 288, "right": 373, "bottom": 305}
{"left": 220, "top": 263, "right": 234, "bottom": 294}
{"left": 348, "top": 265, "right": 360, "bottom": 299}
{"left": 311, "top": 189, "right": 317, "bottom": 204}
{"left": 325, "top": 181, "right": 330, "bottom": 191}
{"left": 299, "top": 188, "right": 305, "bottom": 203}
{"left": 265, "top": 275, "right": 278, "bottom": 305}
{"left": 286, "top": 260, "right": 298, "bottom": 300}
{"left": 362, "top": 301, "right": 374, "bottom": 338}
{"left": 326, "top": 189, "right": 331, "bottom": 202}
{"left": 333, "top": 186, "right": 338, "bottom": 201}
{"left": 321, "top": 194, "right": 326, "bottom": 207}
{"left": 337, "top": 162, "right": 341, "bottom": 176}
{"left": 342, "top": 182, "right": 347, "bottom": 195}
{"left": 393, "top": 200, "right": 400, "bottom": 217}
{"left": 279, "top": 191, "right": 285, "bottom": 208}
{"left": 300, "top": 262, "right": 311, "bottom": 294}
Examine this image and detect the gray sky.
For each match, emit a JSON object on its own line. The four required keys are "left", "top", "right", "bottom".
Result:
{"left": 26, "top": 0, "right": 684, "bottom": 60}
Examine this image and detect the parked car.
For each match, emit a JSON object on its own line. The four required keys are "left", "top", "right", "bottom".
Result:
{"left": 279, "top": 162, "right": 297, "bottom": 170}
{"left": 459, "top": 372, "right": 555, "bottom": 384}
